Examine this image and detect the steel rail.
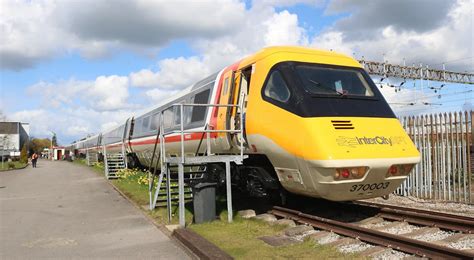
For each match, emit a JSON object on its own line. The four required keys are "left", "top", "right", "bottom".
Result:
{"left": 353, "top": 201, "right": 474, "bottom": 233}
{"left": 272, "top": 206, "right": 474, "bottom": 259}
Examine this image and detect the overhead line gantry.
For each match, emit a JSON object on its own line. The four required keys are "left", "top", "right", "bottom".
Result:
{"left": 359, "top": 60, "right": 474, "bottom": 85}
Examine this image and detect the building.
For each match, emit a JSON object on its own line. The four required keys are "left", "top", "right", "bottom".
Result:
{"left": 0, "top": 122, "right": 30, "bottom": 158}
{"left": 52, "top": 146, "right": 65, "bottom": 160}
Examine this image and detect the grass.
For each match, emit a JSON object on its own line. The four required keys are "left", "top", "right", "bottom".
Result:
{"left": 190, "top": 216, "right": 348, "bottom": 259}
{"left": 0, "top": 161, "right": 28, "bottom": 171}
{"left": 72, "top": 158, "right": 354, "bottom": 259}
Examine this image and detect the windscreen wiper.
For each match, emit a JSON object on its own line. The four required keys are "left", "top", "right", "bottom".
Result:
{"left": 308, "top": 79, "right": 347, "bottom": 96}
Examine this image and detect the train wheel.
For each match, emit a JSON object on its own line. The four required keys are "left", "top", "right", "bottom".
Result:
{"left": 269, "top": 188, "right": 289, "bottom": 206}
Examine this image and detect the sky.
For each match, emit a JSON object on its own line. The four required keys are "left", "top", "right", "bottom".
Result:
{"left": 0, "top": 0, "right": 473, "bottom": 145}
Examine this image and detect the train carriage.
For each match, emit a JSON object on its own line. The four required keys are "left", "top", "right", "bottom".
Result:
{"left": 74, "top": 46, "right": 420, "bottom": 202}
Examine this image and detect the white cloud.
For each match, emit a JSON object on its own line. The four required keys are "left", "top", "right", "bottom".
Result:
{"left": 129, "top": 6, "right": 310, "bottom": 92}
{"left": 253, "top": 0, "right": 323, "bottom": 8}
{"left": 0, "top": 0, "right": 247, "bottom": 70}
{"left": 88, "top": 75, "right": 130, "bottom": 111}
{"left": 145, "top": 88, "right": 180, "bottom": 104}
{"left": 10, "top": 106, "right": 137, "bottom": 144}
{"left": 66, "top": 125, "right": 89, "bottom": 136}
{"left": 312, "top": 0, "right": 473, "bottom": 71}
{"left": 27, "top": 75, "right": 131, "bottom": 111}
{"left": 130, "top": 56, "right": 210, "bottom": 89}
{"left": 0, "top": 0, "right": 69, "bottom": 70}
{"left": 263, "top": 10, "right": 308, "bottom": 46}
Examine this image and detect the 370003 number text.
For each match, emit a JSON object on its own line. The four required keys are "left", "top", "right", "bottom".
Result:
{"left": 349, "top": 182, "right": 389, "bottom": 192}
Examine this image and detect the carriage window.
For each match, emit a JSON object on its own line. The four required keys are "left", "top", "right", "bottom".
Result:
{"left": 183, "top": 98, "right": 193, "bottom": 125}
{"left": 223, "top": 78, "right": 229, "bottom": 95}
{"left": 191, "top": 89, "right": 210, "bottom": 122}
{"left": 174, "top": 105, "right": 181, "bottom": 125}
{"left": 142, "top": 116, "right": 150, "bottom": 132}
{"left": 264, "top": 70, "right": 291, "bottom": 103}
{"left": 134, "top": 118, "right": 142, "bottom": 134}
{"left": 150, "top": 113, "right": 159, "bottom": 131}
{"left": 163, "top": 108, "right": 174, "bottom": 129}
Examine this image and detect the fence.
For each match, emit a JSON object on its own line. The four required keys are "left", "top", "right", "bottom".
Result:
{"left": 395, "top": 111, "right": 473, "bottom": 204}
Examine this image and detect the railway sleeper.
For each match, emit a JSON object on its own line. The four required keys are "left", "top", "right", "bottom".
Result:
{"left": 270, "top": 207, "right": 474, "bottom": 259}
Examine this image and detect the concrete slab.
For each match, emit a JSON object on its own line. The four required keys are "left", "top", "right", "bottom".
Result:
{"left": 0, "top": 160, "right": 190, "bottom": 259}
{"left": 284, "top": 225, "right": 313, "bottom": 236}
{"left": 253, "top": 213, "right": 277, "bottom": 222}
{"left": 359, "top": 245, "right": 391, "bottom": 257}
{"left": 238, "top": 209, "right": 256, "bottom": 219}
{"left": 273, "top": 219, "right": 296, "bottom": 227}
{"left": 403, "top": 227, "right": 440, "bottom": 238}
{"left": 258, "top": 235, "right": 300, "bottom": 247}
{"left": 327, "top": 237, "right": 358, "bottom": 247}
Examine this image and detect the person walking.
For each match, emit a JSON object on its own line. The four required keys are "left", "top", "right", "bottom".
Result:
{"left": 31, "top": 152, "right": 38, "bottom": 168}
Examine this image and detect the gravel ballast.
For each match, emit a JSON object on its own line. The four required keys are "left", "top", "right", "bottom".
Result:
{"left": 363, "top": 195, "right": 474, "bottom": 217}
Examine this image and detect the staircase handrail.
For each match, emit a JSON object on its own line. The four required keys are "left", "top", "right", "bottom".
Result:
{"left": 159, "top": 101, "right": 245, "bottom": 164}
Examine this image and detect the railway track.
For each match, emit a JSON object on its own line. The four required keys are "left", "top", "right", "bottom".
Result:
{"left": 271, "top": 206, "right": 474, "bottom": 259}
{"left": 353, "top": 201, "right": 474, "bottom": 233}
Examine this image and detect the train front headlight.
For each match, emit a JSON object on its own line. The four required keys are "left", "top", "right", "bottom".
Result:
{"left": 334, "top": 167, "right": 368, "bottom": 180}
{"left": 386, "top": 164, "right": 414, "bottom": 177}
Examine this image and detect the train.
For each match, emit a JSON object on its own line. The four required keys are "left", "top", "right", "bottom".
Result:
{"left": 68, "top": 46, "right": 420, "bottom": 202}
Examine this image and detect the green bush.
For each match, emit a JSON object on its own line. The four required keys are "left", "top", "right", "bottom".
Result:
{"left": 8, "top": 162, "right": 15, "bottom": 169}
{"left": 20, "top": 144, "right": 28, "bottom": 164}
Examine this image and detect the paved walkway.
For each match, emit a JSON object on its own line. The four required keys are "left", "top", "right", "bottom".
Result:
{"left": 0, "top": 160, "right": 190, "bottom": 259}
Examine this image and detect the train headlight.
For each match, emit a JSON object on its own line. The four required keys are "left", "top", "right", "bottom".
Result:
{"left": 334, "top": 167, "right": 367, "bottom": 180}
{"left": 386, "top": 164, "right": 414, "bottom": 177}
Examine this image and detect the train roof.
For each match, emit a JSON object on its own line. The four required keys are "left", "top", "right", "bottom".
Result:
{"left": 133, "top": 71, "right": 220, "bottom": 119}
{"left": 238, "top": 46, "right": 361, "bottom": 69}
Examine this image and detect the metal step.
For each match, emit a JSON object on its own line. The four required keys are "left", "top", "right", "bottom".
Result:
{"left": 156, "top": 191, "right": 192, "bottom": 197}
{"left": 155, "top": 197, "right": 193, "bottom": 203}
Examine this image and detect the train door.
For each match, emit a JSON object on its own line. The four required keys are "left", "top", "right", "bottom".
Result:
{"left": 217, "top": 70, "right": 234, "bottom": 150}
{"left": 232, "top": 66, "right": 252, "bottom": 147}
{"left": 217, "top": 66, "right": 252, "bottom": 150}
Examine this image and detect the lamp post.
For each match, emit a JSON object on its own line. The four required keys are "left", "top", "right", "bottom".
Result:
{"left": 50, "top": 131, "right": 56, "bottom": 161}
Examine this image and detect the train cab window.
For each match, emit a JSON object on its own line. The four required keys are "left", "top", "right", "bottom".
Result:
{"left": 295, "top": 65, "right": 374, "bottom": 97}
{"left": 191, "top": 89, "right": 210, "bottom": 123}
{"left": 264, "top": 70, "right": 291, "bottom": 103}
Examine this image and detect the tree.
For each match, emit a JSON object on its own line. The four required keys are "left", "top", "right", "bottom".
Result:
{"left": 52, "top": 133, "right": 58, "bottom": 146}
{"left": 29, "top": 137, "right": 51, "bottom": 154}
{"left": 20, "top": 144, "right": 28, "bottom": 163}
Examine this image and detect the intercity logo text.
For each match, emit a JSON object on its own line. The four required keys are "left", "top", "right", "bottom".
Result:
{"left": 355, "top": 136, "right": 392, "bottom": 146}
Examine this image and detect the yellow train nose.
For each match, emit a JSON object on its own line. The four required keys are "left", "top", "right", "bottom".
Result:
{"left": 298, "top": 157, "right": 419, "bottom": 201}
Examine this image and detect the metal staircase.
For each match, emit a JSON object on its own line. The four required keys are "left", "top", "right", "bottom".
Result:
{"left": 148, "top": 102, "right": 247, "bottom": 227}
{"left": 104, "top": 152, "right": 125, "bottom": 179}
{"left": 153, "top": 165, "right": 197, "bottom": 208}
{"left": 86, "top": 150, "right": 98, "bottom": 166}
